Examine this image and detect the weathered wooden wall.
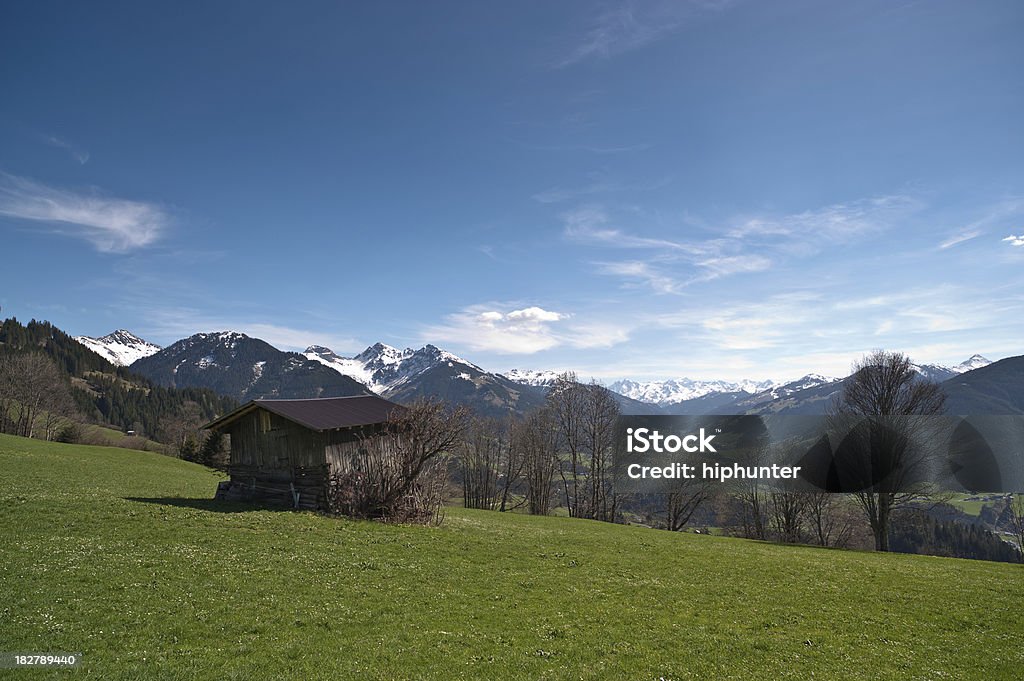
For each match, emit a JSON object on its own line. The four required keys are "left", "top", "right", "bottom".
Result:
{"left": 216, "top": 410, "right": 397, "bottom": 510}
{"left": 228, "top": 410, "right": 325, "bottom": 468}
{"left": 218, "top": 409, "right": 328, "bottom": 510}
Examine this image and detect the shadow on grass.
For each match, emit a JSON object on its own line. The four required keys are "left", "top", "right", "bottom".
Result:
{"left": 125, "top": 497, "right": 295, "bottom": 513}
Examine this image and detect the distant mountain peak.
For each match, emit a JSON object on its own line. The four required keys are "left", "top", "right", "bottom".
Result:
{"left": 74, "top": 329, "right": 161, "bottom": 367}
{"left": 910, "top": 354, "right": 992, "bottom": 382}
{"left": 305, "top": 345, "right": 344, "bottom": 362}
{"left": 101, "top": 329, "right": 145, "bottom": 343}
{"left": 954, "top": 354, "right": 991, "bottom": 372}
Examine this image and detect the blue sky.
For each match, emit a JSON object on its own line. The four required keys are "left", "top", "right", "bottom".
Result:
{"left": 1, "top": 0, "right": 1023, "bottom": 381}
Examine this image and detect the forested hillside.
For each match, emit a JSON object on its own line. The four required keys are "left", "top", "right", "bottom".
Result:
{"left": 0, "top": 317, "right": 236, "bottom": 440}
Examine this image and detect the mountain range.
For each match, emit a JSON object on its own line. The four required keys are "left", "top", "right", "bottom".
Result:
{"left": 75, "top": 329, "right": 1018, "bottom": 416}
{"left": 129, "top": 332, "right": 371, "bottom": 402}
{"left": 304, "top": 343, "right": 546, "bottom": 418}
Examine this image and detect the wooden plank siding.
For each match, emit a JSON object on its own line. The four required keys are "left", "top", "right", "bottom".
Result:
{"left": 216, "top": 407, "right": 394, "bottom": 510}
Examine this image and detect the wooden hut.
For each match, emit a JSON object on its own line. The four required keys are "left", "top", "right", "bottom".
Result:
{"left": 204, "top": 395, "right": 405, "bottom": 509}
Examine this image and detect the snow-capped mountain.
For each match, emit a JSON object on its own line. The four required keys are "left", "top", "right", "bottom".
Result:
{"left": 502, "top": 369, "right": 563, "bottom": 387}
{"left": 74, "top": 329, "right": 161, "bottom": 366}
{"left": 607, "top": 377, "right": 779, "bottom": 406}
{"left": 953, "top": 354, "right": 991, "bottom": 373}
{"left": 305, "top": 343, "right": 545, "bottom": 417}
{"left": 130, "top": 331, "right": 370, "bottom": 401}
{"left": 730, "top": 374, "right": 844, "bottom": 416}
{"left": 304, "top": 344, "right": 377, "bottom": 388}
{"left": 911, "top": 355, "right": 992, "bottom": 383}
{"left": 603, "top": 355, "right": 990, "bottom": 412}
{"left": 750, "top": 374, "right": 837, "bottom": 401}
{"left": 305, "top": 343, "right": 483, "bottom": 394}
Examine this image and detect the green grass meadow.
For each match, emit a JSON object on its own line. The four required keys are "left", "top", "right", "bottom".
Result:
{"left": 1, "top": 433, "right": 1022, "bottom": 679}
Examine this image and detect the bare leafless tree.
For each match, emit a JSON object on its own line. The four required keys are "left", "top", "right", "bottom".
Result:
{"left": 0, "top": 353, "right": 78, "bottom": 439}
{"left": 665, "top": 477, "right": 715, "bottom": 532}
{"left": 805, "top": 491, "right": 856, "bottom": 548}
{"left": 581, "top": 381, "right": 620, "bottom": 522}
{"left": 459, "top": 416, "right": 503, "bottom": 510}
{"left": 41, "top": 385, "right": 77, "bottom": 441}
{"left": 548, "top": 372, "right": 585, "bottom": 517}
{"left": 327, "top": 399, "right": 470, "bottom": 523}
{"left": 547, "top": 375, "right": 621, "bottom": 522}
{"left": 730, "top": 440, "right": 770, "bottom": 540}
{"left": 497, "top": 414, "right": 527, "bottom": 512}
{"left": 157, "top": 401, "right": 205, "bottom": 458}
{"left": 517, "top": 407, "right": 560, "bottom": 516}
{"left": 829, "top": 350, "right": 947, "bottom": 551}
{"left": 769, "top": 487, "right": 809, "bottom": 543}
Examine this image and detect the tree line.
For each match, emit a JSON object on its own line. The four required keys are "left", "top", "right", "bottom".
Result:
{"left": 446, "top": 355, "right": 1020, "bottom": 563}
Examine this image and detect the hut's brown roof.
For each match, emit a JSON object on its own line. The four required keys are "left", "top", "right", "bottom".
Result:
{"left": 204, "top": 395, "right": 405, "bottom": 432}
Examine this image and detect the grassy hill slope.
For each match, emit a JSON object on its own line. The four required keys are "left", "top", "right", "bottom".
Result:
{"left": 1, "top": 434, "right": 1021, "bottom": 679}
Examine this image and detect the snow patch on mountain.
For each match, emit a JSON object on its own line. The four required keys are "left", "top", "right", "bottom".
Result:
{"left": 304, "top": 343, "right": 483, "bottom": 394}
{"left": 953, "top": 354, "right": 991, "bottom": 373}
{"left": 911, "top": 355, "right": 993, "bottom": 382}
{"left": 753, "top": 374, "right": 838, "bottom": 401}
{"left": 606, "top": 354, "right": 990, "bottom": 408}
{"left": 608, "top": 377, "right": 779, "bottom": 406}
{"left": 74, "top": 329, "right": 161, "bottom": 366}
{"left": 305, "top": 345, "right": 377, "bottom": 388}
{"left": 503, "top": 369, "right": 563, "bottom": 387}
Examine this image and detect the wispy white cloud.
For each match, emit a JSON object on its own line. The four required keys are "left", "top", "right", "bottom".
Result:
{"left": 0, "top": 173, "right": 167, "bottom": 252}
{"left": 833, "top": 284, "right": 1024, "bottom": 336}
{"left": 42, "top": 134, "right": 90, "bottom": 164}
{"left": 564, "top": 204, "right": 771, "bottom": 291}
{"left": 562, "top": 205, "right": 709, "bottom": 253}
{"left": 423, "top": 303, "right": 628, "bottom": 354}
{"left": 935, "top": 198, "right": 1024, "bottom": 250}
{"left": 728, "top": 195, "right": 923, "bottom": 244}
{"left": 1003, "top": 234, "right": 1024, "bottom": 247}
{"left": 596, "top": 260, "right": 682, "bottom": 294}
{"left": 652, "top": 292, "right": 820, "bottom": 352}
{"left": 938, "top": 229, "right": 981, "bottom": 249}
{"left": 563, "top": 195, "right": 928, "bottom": 293}
{"left": 556, "top": 1, "right": 731, "bottom": 68}
{"left": 621, "top": 282, "right": 1024, "bottom": 379}
{"left": 695, "top": 254, "right": 772, "bottom": 278}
